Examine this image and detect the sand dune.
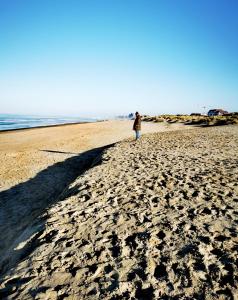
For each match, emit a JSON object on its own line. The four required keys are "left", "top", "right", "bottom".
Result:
{"left": 0, "top": 125, "right": 237, "bottom": 299}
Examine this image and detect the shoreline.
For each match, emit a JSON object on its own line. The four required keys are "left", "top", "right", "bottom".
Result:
{"left": 0, "top": 120, "right": 101, "bottom": 134}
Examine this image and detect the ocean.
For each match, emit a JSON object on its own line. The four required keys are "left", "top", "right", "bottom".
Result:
{"left": 0, "top": 114, "right": 97, "bottom": 131}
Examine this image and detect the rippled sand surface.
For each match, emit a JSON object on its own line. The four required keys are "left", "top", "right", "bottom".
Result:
{"left": 0, "top": 126, "right": 237, "bottom": 299}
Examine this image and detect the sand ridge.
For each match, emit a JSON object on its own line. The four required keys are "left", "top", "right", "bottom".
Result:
{"left": 0, "top": 126, "right": 237, "bottom": 299}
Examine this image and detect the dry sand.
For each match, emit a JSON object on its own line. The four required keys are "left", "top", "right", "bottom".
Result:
{"left": 0, "top": 120, "right": 187, "bottom": 191}
{"left": 0, "top": 124, "right": 237, "bottom": 299}
{"left": 0, "top": 120, "right": 190, "bottom": 290}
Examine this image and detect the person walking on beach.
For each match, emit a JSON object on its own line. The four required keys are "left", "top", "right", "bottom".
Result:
{"left": 133, "top": 112, "right": 141, "bottom": 140}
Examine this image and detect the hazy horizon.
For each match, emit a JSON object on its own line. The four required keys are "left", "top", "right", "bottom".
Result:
{"left": 0, "top": 0, "right": 237, "bottom": 116}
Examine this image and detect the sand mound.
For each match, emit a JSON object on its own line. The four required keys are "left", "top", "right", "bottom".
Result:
{"left": 1, "top": 126, "right": 238, "bottom": 299}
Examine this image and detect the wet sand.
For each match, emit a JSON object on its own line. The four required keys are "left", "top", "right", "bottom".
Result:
{"left": 0, "top": 125, "right": 237, "bottom": 299}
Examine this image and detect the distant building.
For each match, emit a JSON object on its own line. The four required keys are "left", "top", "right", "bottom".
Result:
{"left": 128, "top": 113, "right": 134, "bottom": 119}
{"left": 207, "top": 109, "right": 228, "bottom": 116}
{"left": 116, "top": 113, "right": 134, "bottom": 119}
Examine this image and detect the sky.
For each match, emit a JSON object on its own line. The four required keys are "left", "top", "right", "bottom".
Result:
{"left": 0, "top": 0, "right": 237, "bottom": 117}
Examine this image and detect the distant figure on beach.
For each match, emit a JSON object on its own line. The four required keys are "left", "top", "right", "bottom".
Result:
{"left": 133, "top": 112, "right": 141, "bottom": 140}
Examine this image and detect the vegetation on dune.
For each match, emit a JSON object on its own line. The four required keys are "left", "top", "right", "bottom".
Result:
{"left": 142, "top": 113, "right": 238, "bottom": 126}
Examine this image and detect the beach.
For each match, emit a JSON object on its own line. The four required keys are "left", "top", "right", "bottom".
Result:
{"left": 0, "top": 122, "right": 237, "bottom": 299}
{"left": 0, "top": 120, "right": 189, "bottom": 192}
{"left": 0, "top": 120, "right": 189, "bottom": 276}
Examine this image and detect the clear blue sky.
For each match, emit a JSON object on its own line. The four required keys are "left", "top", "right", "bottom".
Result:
{"left": 0, "top": 0, "right": 237, "bottom": 117}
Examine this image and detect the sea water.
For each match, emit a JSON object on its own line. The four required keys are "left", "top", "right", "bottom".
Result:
{"left": 0, "top": 114, "right": 97, "bottom": 131}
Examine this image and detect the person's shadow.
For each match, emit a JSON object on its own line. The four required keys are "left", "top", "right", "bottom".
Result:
{"left": 0, "top": 144, "right": 113, "bottom": 282}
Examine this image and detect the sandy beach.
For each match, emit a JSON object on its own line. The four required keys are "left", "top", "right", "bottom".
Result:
{"left": 0, "top": 123, "right": 237, "bottom": 299}
{"left": 0, "top": 120, "right": 189, "bottom": 283}
{"left": 1, "top": 0, "right": 237, "bottom": 298}
{"left": 0, "top": 120, "right": 188, "bottom": 192}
